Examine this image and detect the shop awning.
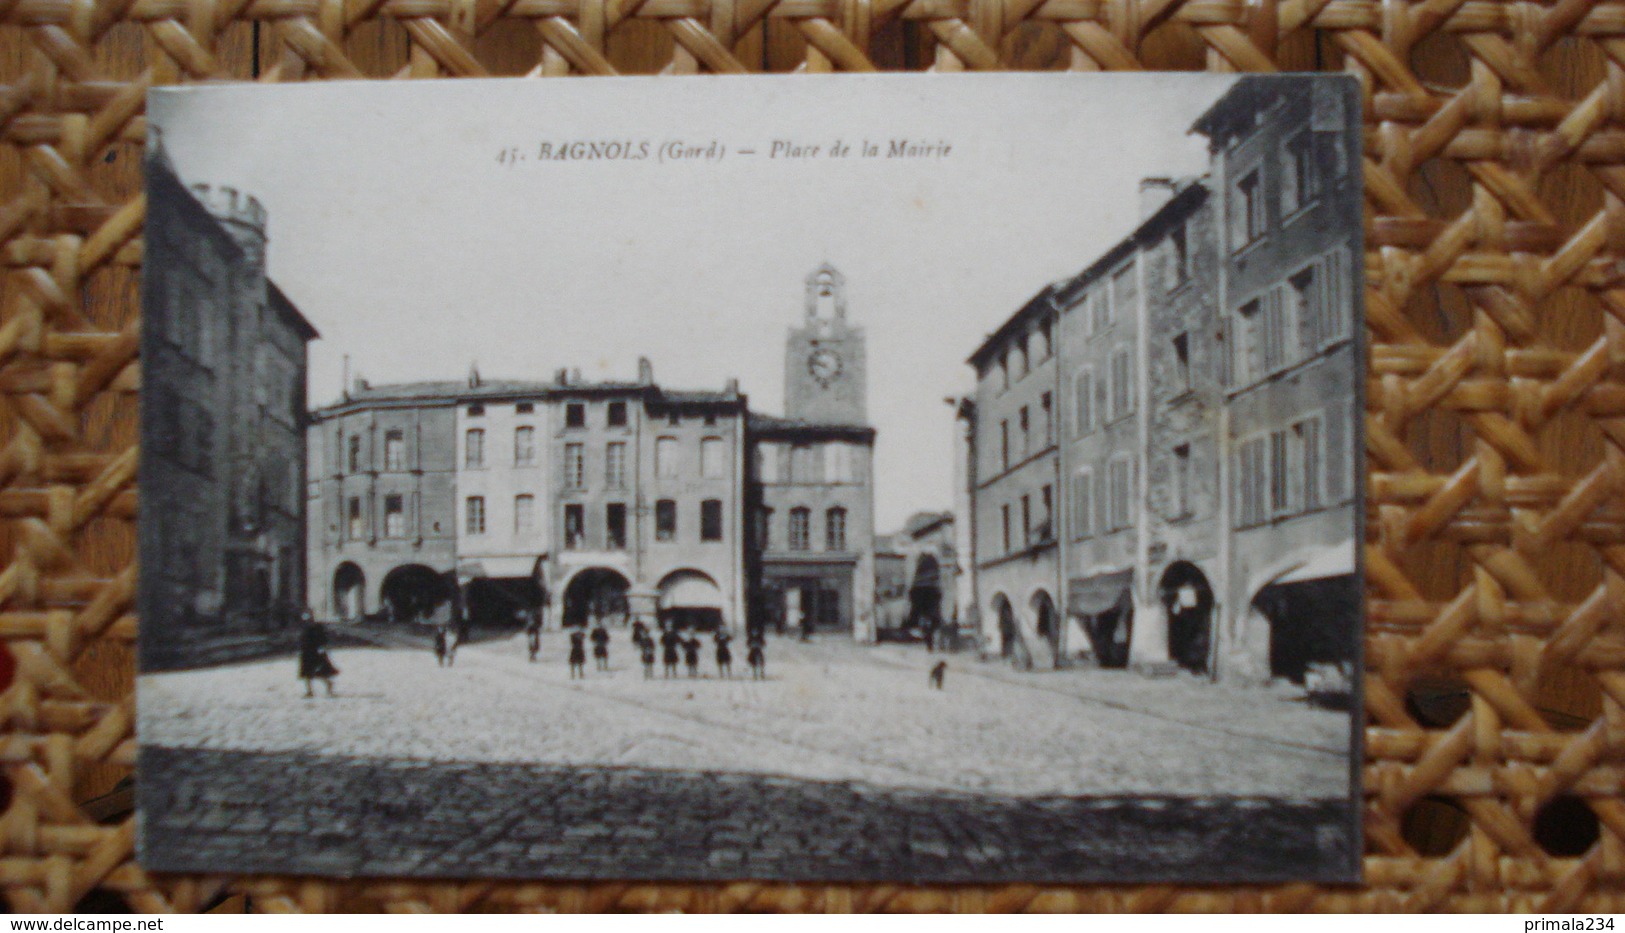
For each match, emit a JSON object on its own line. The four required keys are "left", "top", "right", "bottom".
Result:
{"left": 1068, "top": 568, "right": 1134, "bottom": 617}
{"left": 459, "top": 556, "right": 541, "bottom": 580}
{"left": 659, "top": 575, "right": 723, "bottom": 609}
{"left": 1272, "top": 543, "right": 1356, "bottom": 586}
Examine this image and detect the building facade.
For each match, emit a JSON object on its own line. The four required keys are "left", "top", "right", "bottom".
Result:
{"left": 967, "top": 287, "right": 1064, "bottom": 669}
{"left": 874, "top": 511, "right": 960, "bottom": 638}
{"left": 141, "top": 149, "right": 317, "bottom": 669}
{"left": 749, "top": 265, "right": 878, "bottom": 642}
{"left": 306, "top": 382, "right": 468, "bottom": 627}
{"left": 964, "top": 75, "right": 1360, "bottom": 687}
{"left": 1196, "top": 76, "right": 1362, "bottom": 685}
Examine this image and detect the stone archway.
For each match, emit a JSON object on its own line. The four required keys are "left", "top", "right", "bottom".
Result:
{"left": 562, "top": 567, "right": 631, "bottom": 629}
{"left": 380, "top": 564, "right": 454, "bottom": 626}
{"left": 1159, "top": 561, "right": 1215, "bottom": 674}
{"left": 908, "top": 554, "right": 943, "bottom": 630}
{"left": 333, "top": 562, "right": 365, "bottom": 622}
{"left": 657, "top": 569, "right": 724, "bottom": 632}
{"left": 1030, "top": 589, "right": 1059, "bottom": 661}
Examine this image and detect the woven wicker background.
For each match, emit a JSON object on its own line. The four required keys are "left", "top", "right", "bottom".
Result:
{"left": 1, "top": 0, "right": 1623, "bottom": 912}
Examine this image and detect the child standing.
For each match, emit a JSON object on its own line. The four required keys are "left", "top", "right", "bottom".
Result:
{"left": 568, "top": 630, "right": 587, "bottom": 680}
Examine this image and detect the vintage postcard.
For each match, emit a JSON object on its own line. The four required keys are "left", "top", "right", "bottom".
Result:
{"left": 137, "top": 73, "right": 1364, "bottom": 883}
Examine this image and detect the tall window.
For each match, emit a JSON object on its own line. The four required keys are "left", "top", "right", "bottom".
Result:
{"left": 384, "top": 431, "right": 405, "bottom": 471}
{"left": 1107, "top": 456, "right": 1132, "bottom": 530}
{"left": 1039, "top": 484, "right": 1053, "bottom": 541}
{"left": 1264, "top": 288, "right": 1289, "bottom": 372}
{"left": 1282, "top": 132, "right": 1317, "bottom": 214}
{"left": 384, "top": 495, "right": 404, "bottom": 538}
{"left": 1235, "top": 170, "right": 1265, "bottom": 246}
{"left": 1041, "top": 392, "right": 1053, "bottom": 444}
{"left": 701, "top": 499, "right": 724, "bottom": 542}
{"left": 564, "top": 504, "right": 585, "bottom": 549}
{"left": 1074, "top": 369, "right": 1095, "bottom": 436}
{"left": 826, "top": 507, "right": 847, "bottom": 551}
{"left": 1292, "top": 268, "right": 1321, "bottom": 352}
{"left": 1172, "top": 333, "right": 1191, "bottom": 393}
{"left": 1238, "top": 437, "right": 1267, "bottom": 527}
{"left": 788, "top": 507, "right": 811, "bottom": 551}
{"left": 1018, "top": 406, "right": 1030, "bottom": 456}
{"left": 1173, "top": 444, "right": 1192, "bottom": 518}
{"left": 348, "top": 435, "right": 362, "bottom": 473}
{"left": 656, "top": 437, "right": 679, "bottom": 478}
{"left": 1111, "top": 266, "right": 1134, "bottom": 322}
{"left": 1110, "top": 348, "right": 1133, "bottom": 421}
{"left": 1011, "top": 338, "right": 1028, "bottom": 381}
{"left": 825, "top": 444, "right": 854, "bottom": 483}
{"left": 1021, "top": 494, "right": 1032, "bottom": 547}
{"left": 347, "top": 497, "right": 362, "bottom": 539}
{"left": 605, "top": 442, "right": 627, "bottom": 489}
{"left": 789, "top": 444, "right": 817, "bottom": 482}
{"left": 565, "top": 403, "right": 586, "bottom": 428}
{"left": 606, "top": 503, "right": 627, "bottom": 549}
{"left": 756, "top": 506, "right": 773, "bottom": 548}
{"left": 1090, "top": 290, "right": 1109, "bottom": 334}
{"left": 514, "top": 426, "right": 536, "bottom": 466}
{"left": 1170, "top": 225, "right": 1190, "bottom": 287}
{"left": 998, "top": 353, "right": 1010, "bottom": 391}
{"left": 700, "top": 437, "right": 725, "bottom": 478}
{"left": 1001, "top": 503, "right": 1012, "bottom": 553}
{"left": 1072, "top": 469, "right": 1094, "bottom": 538}
{"left": 1000, "top": 421, "right": 1010, "bottom": 471}
{"left": 1268, "top": 429, "right": 1290, "bottom": 515}
{"left": 607, "top": 401, "right": 627, "bottom": 427}
{"left": 515, "top": 494, "right": 534, "bottom": 535}
{"left": 655, "top": 499, "right": 677, "bottom": 541}
{"left": 756, "top": 444, "right": 780, "bottom": 482}
{"left": 465, "top": 429, "right": 485, "bottom": 468}
{"left": 1037, "top": 317, "right": 1053, "bottom": 360}
{"left": 1294, "top": 416, "right": 1324, "bottom": 510}
{"left": 465, "top": 496, "right": 486, "bottom": 535}
{"left": 564, "top": 443, "right": 585, "bottom": 489}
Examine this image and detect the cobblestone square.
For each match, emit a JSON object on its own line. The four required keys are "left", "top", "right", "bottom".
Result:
{"left": 139, "top": 633, "right": 1357, "bottom": 881}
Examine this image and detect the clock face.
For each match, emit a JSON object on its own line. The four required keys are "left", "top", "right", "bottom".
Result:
{"left": 808, "top": 348, "right": 843, "bottom": 387}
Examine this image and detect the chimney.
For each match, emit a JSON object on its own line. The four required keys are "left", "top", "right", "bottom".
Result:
{"left": 1138, "top": 177, "right": 1177, "bottom": 219}
{"left": 555, "top": 368, "right": 569, "bottom": 386}
{"left": 354, "top": 377, "right": 369, "bottom": 393}
{"left": 468, "top": 362, "right": 482, "bottom": 388}
{"left": 724, "top": 377, "right": 739, "bottom": 396}
{"left": 638, "top": 356, "right": 654, "bottom": 385}
{"left": 570, "top": 368, "right": 582, "bottom": 385}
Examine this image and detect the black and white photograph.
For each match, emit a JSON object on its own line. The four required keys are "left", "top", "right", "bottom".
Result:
{"left": 137, "top": 73, "right": 1364, "bottom": 884}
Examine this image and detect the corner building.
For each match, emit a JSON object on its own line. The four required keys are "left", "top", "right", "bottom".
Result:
{"left": 141, "top": 148, "right": 316, "bottom": 670}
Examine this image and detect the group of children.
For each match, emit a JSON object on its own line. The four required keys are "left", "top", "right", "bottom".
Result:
{"left": 559, "top": 619, "right": 767, "bottom": 681}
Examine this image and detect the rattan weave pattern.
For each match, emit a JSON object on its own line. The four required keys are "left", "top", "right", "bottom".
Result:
{"left": 0, "top": 0, "right": 1621, "bottom": 912}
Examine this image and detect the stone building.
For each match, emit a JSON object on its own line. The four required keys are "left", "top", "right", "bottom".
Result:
{"left": 307, "top": 368, "right": 749, "bottom": 633}
{"left": 1054, "top": 179, "right": 1224, "bottom": 674}
{"left": 873, "top": 511, "right": 959, "bottom": 639}
{"left": 547, "top": 368, "right": 749, "bottom": 634}
{"left": 141, "top": 148, "right": 317, "bottom": 670}
{"left": 1194, "top": 75, "right": 1362, "bottom": 685}
{"left": 306, "top": 381, "right": 478, "bottom": 626}
{"left": 964, "top": 75, "right": 1359, "bottom": 687}
{"left": 748, "top": 265, "right": 878, "bottom": 642}
{"left": 966, "top": 286, "right": 1064, "bottom": 668}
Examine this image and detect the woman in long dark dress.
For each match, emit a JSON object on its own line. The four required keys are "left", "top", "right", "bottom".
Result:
{"left": 714, "top": 630, "right": 733, "bottom": 679}
{"left": 590, "top": 622, "right": 611, "bottom": 672}
{"left": 299, "top": 617, "right": 339, "bottom": 698}
{"left": 682, "top": 636, "right": 701, "bottom": 678}
{"left": 661, "top": 627, "right": 681, "bottom": 679}
{"left": 568, "top": 630, "right": 587, "bottom": 679}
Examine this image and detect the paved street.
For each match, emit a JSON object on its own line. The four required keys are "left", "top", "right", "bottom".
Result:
{"left": 138, "top": 634, "right": 1357, "bottom": 882}
{"left": 141, "top": 632, "right": 1350, "bottom": 798}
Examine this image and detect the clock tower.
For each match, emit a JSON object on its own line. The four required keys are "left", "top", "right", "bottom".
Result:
{"left": 784, "top": 263, "right": 867, "bottom": 425}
